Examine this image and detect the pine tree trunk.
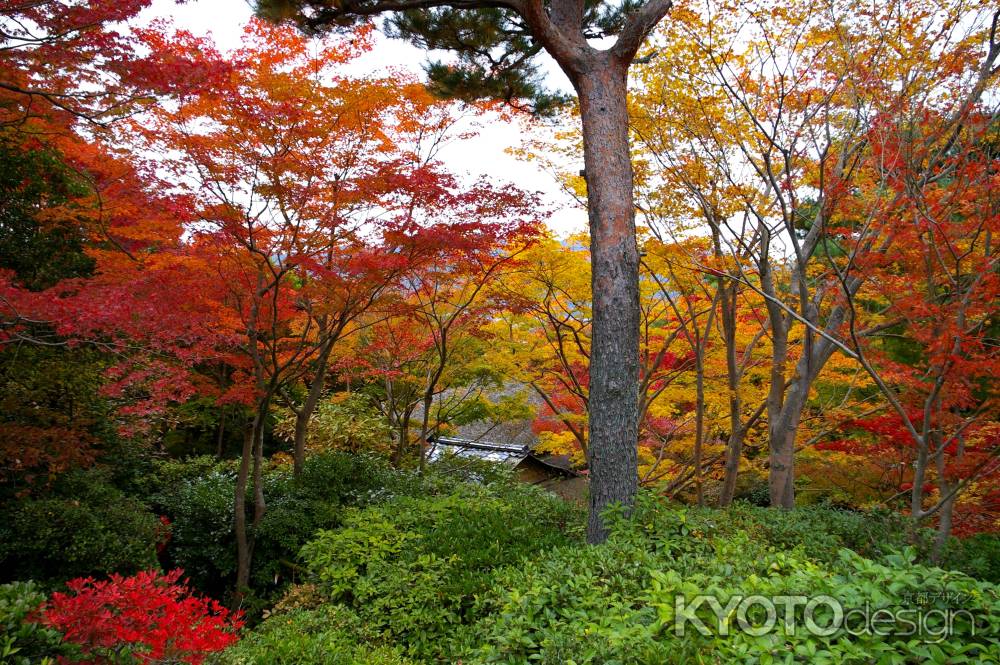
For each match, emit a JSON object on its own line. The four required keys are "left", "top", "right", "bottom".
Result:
{"left": 576, "top": 59, "right": 640, "bottom": 544}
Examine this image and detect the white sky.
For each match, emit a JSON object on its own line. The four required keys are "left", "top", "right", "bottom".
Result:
{"left": 141, "top": 0, "right": 586, "bottom": 235}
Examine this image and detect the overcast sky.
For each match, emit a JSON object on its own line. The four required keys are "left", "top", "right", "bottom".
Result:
{"left": 140, "top": 0, "right": 586, "bottom": 234}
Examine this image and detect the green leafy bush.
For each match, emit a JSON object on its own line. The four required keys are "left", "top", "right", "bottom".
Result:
{"left": 642, "top": 546, "right": 1000, "bottom": 664}
{"left": 149, "top": 452, "right": 391, "bottom": 605}
{"left": 299, "top": 482, "right": 584, "bottom": 659}
{"left": 455, "top": 537, "right": 669, "bottom": 664}
{"left": 458, "top": 498, "right": 1000, "bottom": 665}
{"left": 627, "top": 498, "right": 996, "bottom": 584}
{"left": 639, "top": 500, "right": 915, "bottom": 563}
{"left": 136, "top": 454, "right": 229, "bottom": 498}
{"left": 273, "top": 393, "right": 394, "bottom": 457}
{"left": 940, "top": 533, "right": 1000, "bottom": 584}
{"left": 0, "top": 470, "right": 160, "bottom": 585}
{"left": 0, "top": 581, "right": 70, "bottom": 665}
{"left": 151, "top": 465, "right": 238, "bottom": 598}
{"left": 210, "top": 606, "right": 414, "bottom": 665}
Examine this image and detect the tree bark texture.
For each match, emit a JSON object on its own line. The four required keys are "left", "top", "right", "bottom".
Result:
{"left": 576, "top": 60, "right": 640, "bottom": 543}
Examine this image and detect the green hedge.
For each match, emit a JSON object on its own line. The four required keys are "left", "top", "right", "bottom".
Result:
{"left": 148, "top": 452, "right": 391, "bottom": 608}
{"left": 210, "top": 606, "right": 414, "bottom": 665}
{"left": 0, "top": 470, "right": 160, "bottom": 586}
{"left": 238, "top": 491, "right": 999, "bottom": 664}
{"left": 459, "top": 498, "right": 1000, "bottom": 664}
{"left": 233, "top": 474, "right": 583, "bottom": 663}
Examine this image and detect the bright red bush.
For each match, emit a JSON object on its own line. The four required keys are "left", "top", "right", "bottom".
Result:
{"left": 41, "top": 569, "right": 242, "bottom": 664}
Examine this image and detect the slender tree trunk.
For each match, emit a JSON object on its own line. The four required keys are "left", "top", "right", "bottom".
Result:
{"left": 418, "top": 389, "right": 433, "bottom": 472}
{"left": 233, "top": 399, "right": 270, "bottom": 607}
{"left": 215, "top": 409, "right": 227, "bottom": 459}
{"left": 690, "top": 294, "right": 717, "bottom": 507}
{"left": 576, "top": 59, "right": 640, "bottom": 544}
{"left": 292, "top": 338, "right": 335, "bottom": 476}
{"left": 693, "top": 359, "right": 705, "bottom": 507}
{"left": 719, "top": 429, "right": 746, "bottom": 507}
{"left": 770, "top": 376, "right": 807, "bottom": 509}
{"left": 394, "top": 421, "right": 410, "bottom": 466}
{"left": 764, "top": 346, "right": 794, "bottom": 509}
{"left": 232, "top": 423, "right": 254, "bottom": 609}
{"left": 385, "top": 379, "right": 405, "bottom": 466}
{"left": 252, "top": 400, "right": 267, "bottom": 527}
{"left": 718, "top": 284, "right": 743, "bottom": 507}
{"left": 392, "top": 403, "right": 416, "bottom": 467}
{"left": 757, "top": 223, "right": 796, "bottom": 509}
{"left": 418, "top": 349, "right": 448, "bottom": 473}
{"left": 931, "top": 481, "right": 956, "bottom": 563}
{"left": 930, "top": 428, "right": 959, "bottom": 562}
{"left": 911, "top": 437, "right": 930, "bottom": 518}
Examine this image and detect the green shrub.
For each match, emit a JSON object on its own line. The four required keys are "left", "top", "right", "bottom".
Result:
{"left": 0, "top": 581, "right": 71, "bottom": 665}
{"left": 622, "top": 497, "right": 923, "bottom": 566}
{"left": 149, "top": 452, "right": 391, "bottom": 606}
{"left": 741, "top": 479, "right": 772, "bottom": 507}
{"left": 299, "top": 482, "right": 584, "bottom": 659}
{"left": 210, "top": 606, "right": 414, "bottom": 665}
{"left": 273, "top": 393, "right": 394, "bottom": 457}
{"left": 205, "top": 478, "right": 1000, "bottom": 664}
{"left": 455, "top": 537, "right": 670, "bottom": 664}
{"left": 136, "top": 454, "right": 229, "bottom": 499}
{"left": 151, "top": 465, "right": 238, "bottom": 599}
{"left": 458, "top": 498, "right": 1000, "bottom": 665}
{"left": 630, "top": 497, "right": 997, "bottom": 584}
{"left": 0, "top": 470, "right": 160, "bottom": 586}
{"left": 253, "top": 453, "right": 390, "bottom": 589}
{"left": 643, "top": 546, "right": 1000, "bottom": 664}
{"left": 939, "top": 533, "right": 1000, "bottom": 584}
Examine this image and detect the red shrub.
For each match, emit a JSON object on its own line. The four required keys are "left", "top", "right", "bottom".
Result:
{"left": 41, "top": 569, "right": 242, "bottom": 664}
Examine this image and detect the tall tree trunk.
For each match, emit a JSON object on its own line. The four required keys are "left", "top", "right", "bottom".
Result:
{"left": 252, "top": 400, "right": 267, "bottom": 528}
{"left": 931, "top": 480, "right": 956, "bottom": 564}
{"left": 765, "top": 362, "right": 794, "bottom": 509}
{"left": 215, "top": 408, "right": 227, "bottom": 459}
{"left": 930, "top": 428, "right": 959, "bottom": 562}
{"left": 759, "top": 225, "right": 795, "bottom": 509}
{"left": 232, "top": 423, "right": 254, "bottom": 610}
{"left": 692, "top": 351, "right": 705, "bottom": 507}
{"left": 394, "top": 421, "right": 410, "bottom": 466}
{"left": 292, "top": 338, "right": 335, "bottom": 476}
{"left": 718, "top": 283, "right": 743, "bottom": 507}
{"left": 576, "top": 58, "right": 640, "bottom": 544}
{"left": 770, "top": 371, "right": 808, "bottom": 509}
{"left": 769, "top": 407, "right": 799, "bottom": 509}
{"left": 768, "top": 330, "right": 840, "bottom": 509}
{"left": 233, "top": 399, "right": 270, "bottom": 608}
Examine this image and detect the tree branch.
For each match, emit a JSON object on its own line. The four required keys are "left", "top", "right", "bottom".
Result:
{"left": 612, "top": 0, "right": 673, "bottom": 63}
